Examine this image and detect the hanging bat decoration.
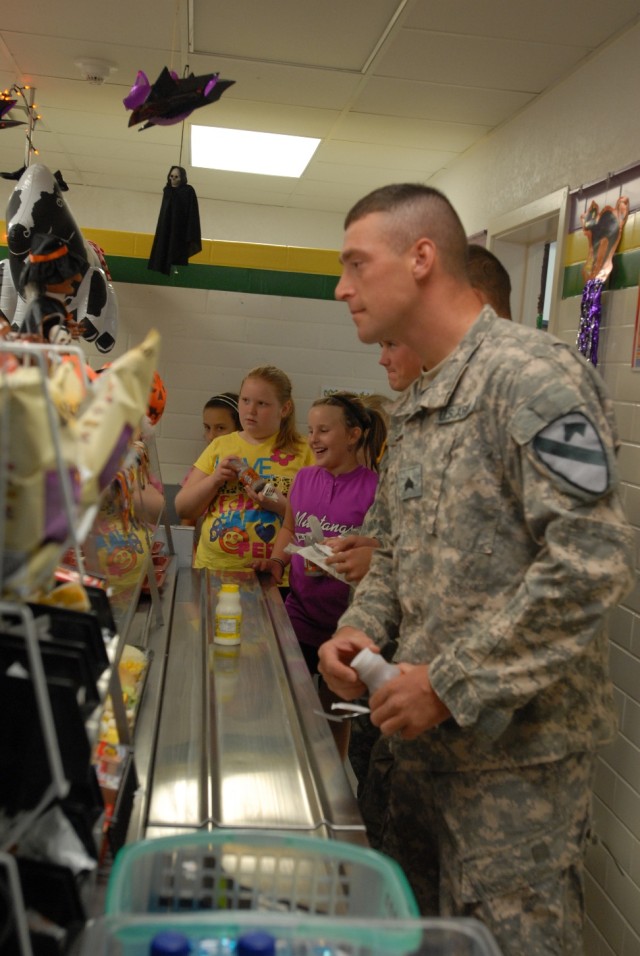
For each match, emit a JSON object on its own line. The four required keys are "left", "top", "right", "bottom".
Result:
{"left": 0, "top": 94, "right": 24, "bottom": 130}
{"left": 123, "top": 66, "right": 235, "bottom": 130}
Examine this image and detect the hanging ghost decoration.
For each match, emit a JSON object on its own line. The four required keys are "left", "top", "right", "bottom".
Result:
{"left": 0, "top": 164, "right": 118, "bottom": 352}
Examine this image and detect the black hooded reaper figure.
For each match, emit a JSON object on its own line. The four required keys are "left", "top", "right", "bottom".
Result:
{"left": 148, "top": 166, "right": 202, "bottom": 275}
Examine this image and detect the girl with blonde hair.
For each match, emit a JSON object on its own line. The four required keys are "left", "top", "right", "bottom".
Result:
{"left": 176, "top": 366, "right": 313, "bottom": 571}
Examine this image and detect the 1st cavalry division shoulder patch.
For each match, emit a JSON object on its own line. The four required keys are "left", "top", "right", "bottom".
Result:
{"left": 532, "top": 412, "right": 608, "bottom": 494}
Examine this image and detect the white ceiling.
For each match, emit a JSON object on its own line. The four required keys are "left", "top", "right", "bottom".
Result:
{"left": 1, "top": 0, "right": 639, "bottom": 215}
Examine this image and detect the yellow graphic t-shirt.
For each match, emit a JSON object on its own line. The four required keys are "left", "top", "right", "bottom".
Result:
{"left": 193, "top": 432, "right": 313, "bottom": 571}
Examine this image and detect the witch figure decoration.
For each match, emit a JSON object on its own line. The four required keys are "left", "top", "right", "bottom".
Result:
{"left": 576, "top": 194, "right": 629, "bottom": 367}
{"left": 148, "top": 166, "right": 202, "bottom": 276}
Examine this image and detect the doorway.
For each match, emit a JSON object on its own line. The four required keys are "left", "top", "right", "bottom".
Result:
{"left": 486, "top": 187, "right": 569, "bottom": 334}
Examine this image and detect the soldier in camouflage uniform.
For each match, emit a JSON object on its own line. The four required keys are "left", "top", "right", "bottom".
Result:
{"left": 318, "top": 184, "right": 635, "bottom": 956}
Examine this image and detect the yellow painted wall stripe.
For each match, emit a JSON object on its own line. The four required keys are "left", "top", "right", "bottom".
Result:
{"left": 564, "top": 209, "right": 640, "bottom": 266}
{"left": 4, "top": 214, "right": 639, "bottom": 284}
{"left": 1, "top": 221, "right": 342, "bottom": 277}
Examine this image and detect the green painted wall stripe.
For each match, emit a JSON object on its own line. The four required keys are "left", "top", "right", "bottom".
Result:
{"left": 108, "top": 255, "right": 339, "bottom": 298}
{"left": 3, "top": 238, "right": 638, "bottom": 303}
{"left": 0, "top": 244, "right": 339, "bottom": 300}
{"left": 1, "top": 220, "right": 342, "bottom": 278}
{"left": 562, "top": 249, "right": 640, "bottom": 298}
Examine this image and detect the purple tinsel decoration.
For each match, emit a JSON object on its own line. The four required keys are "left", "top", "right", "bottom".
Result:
{"left": 576, "top": 277, "right": 604, "bottom": 367}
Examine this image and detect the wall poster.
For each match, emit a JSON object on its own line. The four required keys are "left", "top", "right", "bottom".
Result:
{"left": 633, "top": 286, "right": 640, "bottom": 370}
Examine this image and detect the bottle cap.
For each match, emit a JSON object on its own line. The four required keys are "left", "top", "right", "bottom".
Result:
{"left": 351, "top": 647, "right": 374, "bottom": 670}
{"left": 237, "top": 930, "right": 276, "bottom": 955}
{"left": 150, "top": 931, "right": 191, "bottom": 955}
{"left": 351, "top": 647, "right": 399, "bottom": 694}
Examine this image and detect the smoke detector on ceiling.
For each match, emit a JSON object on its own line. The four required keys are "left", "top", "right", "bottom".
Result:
{"left": 75, "top": 58, "right": 117, "bottom": 85}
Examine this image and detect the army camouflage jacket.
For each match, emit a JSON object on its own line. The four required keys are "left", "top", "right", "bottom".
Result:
{"left": 341, "top": 307, "right": 635, "bottom": 771}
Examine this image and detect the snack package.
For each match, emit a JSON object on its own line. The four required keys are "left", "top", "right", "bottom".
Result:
{"left": 284, "top": 541, "right": 350, "bottom": 585}
{"left": 36, "top": 579, "right": 92, "bottom": 612}
{"left": 76, "top": 328, "right": 160, "bottom": 509}
{"left": 99, "top": 644, "right": 149, "bottom": 743}
{"left": 47, "top": 353, "right": 97, "bottom": 420}
{"left": 1, "top": 329, "right": 161, "bottom": 600}
{"left": 1, "top": 364, "right": 80, "bottom": 588}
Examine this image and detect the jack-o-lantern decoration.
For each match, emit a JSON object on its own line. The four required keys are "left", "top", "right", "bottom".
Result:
{"left": 147, "top": 370, "right": 167, "bottom": 425}
{"left": 97, "top": 364, "right": 166, "bottom": 426}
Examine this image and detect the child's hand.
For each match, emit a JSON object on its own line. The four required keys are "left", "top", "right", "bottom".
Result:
{"left": 249, "top": 487, "right": 286, "bottom": 517}
{"left": 213, "top": 456, "right": 240, "bottom": 486}
{"left": 251, "top": 557, "right": 284, "bottom": 584}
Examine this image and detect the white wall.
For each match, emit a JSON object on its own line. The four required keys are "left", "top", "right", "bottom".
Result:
{"left": 432, "top": 21, "right": 640, "bottom": 236}
{"left": 69, "top": 183, "right": 346, "bottom": 249}
{"left": 0, "top": 171, "right": 345, "bottom": 252}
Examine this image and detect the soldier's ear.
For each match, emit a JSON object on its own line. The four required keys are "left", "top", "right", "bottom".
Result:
{"left": 411, "top": 237, "right": 436, "bottom": 281}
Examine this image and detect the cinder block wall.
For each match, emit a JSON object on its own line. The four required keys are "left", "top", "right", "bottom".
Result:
{"left": 105, "top": 283, "right": 392, "bottom": 486}
{"left": 554, "top": 282, "right": 640, "bottom": 955}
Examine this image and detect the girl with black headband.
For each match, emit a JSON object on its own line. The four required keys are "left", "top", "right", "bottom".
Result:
{"left": 180, "top": 392, "right": 241, "bottom": 528}
{"left": 202, "top": 392, "right": 241, "bottom": 445}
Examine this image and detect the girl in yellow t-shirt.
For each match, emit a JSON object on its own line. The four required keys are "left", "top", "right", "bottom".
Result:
{"left": 175, "top": 365, "right": 313, "bottom": 570}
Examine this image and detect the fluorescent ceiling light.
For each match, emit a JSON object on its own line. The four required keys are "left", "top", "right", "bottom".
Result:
{"left": 191, "top": 126, "right": 320, "bottom": 178}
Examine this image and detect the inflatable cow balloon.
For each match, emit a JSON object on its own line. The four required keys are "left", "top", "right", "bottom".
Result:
{"left": 0, "top": 164, "right": 118, "bottom": 352}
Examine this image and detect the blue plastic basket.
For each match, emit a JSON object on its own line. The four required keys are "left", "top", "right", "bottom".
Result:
{"left": 106, "top": 829, "right": 419, "bottom": 920}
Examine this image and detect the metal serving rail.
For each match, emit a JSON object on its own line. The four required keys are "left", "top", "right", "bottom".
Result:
{"left": 135, "top": 567, "right": 366, "bottom": 844}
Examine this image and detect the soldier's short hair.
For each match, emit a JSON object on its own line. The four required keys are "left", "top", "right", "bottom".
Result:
{"left": 467, "top": 244, "right": 512, "bottom": 319}
{"left": 344, "top": 183, "right": 469, "bottom": 281}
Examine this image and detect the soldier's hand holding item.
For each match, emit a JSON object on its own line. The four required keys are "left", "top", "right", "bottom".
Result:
{"left": 324, "top": 534, "right": 379, "bottom": 584}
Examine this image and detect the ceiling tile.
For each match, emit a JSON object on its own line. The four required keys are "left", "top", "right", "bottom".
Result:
{"left": 353, "top": 76, "right": 534, "bottom": 127}
{"left": 315, "top": 138, "right": 457, "bottom": 173}
{"left": 332, "top": 113, "right": 490, "bottom": 152}
{"left": 403, "top": 0, "right": 640, "bottom": 48}
{"left": 193, "top": 0, "right": 403, "bottom": 71}
{"left": 374, "top": 30, "right": 590, "bottom": 92}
